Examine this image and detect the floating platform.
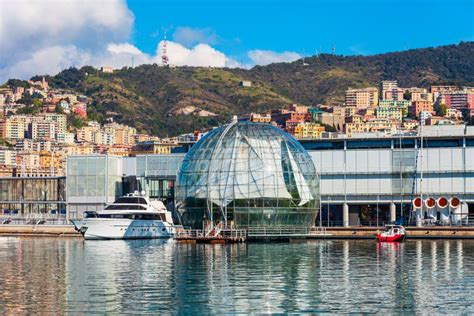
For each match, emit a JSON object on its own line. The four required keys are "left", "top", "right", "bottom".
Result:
{"left": 174, "top": 229, "right": 247, "bottom": 244}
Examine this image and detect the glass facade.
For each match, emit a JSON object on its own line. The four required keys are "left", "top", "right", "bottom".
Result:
{"left": 67, "top": 155, "right": 123, "bottom": 219}
{"left": 176, "top": 121, "right": 320, "bottom": 229}
{"left": 134, "top": 154, "right": 185, "bottom": 202}
{"left": 0, "top": 177, "right": 66, "bottom": 219}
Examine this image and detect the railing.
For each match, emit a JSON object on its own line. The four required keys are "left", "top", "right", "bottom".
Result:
{"left": 175, "top": 228, "right": 246, "bottom": 239}
{"left": 247, "top": 227, "right": 312, "bottom": 237}
{"left": 0, "top": 214, "right": 69, "bottom": 225}
{"left": 310, "top": 227, "right": 328, "bottom": 235}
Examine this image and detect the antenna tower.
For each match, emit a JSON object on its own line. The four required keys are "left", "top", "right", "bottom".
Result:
{"left": 161, "top": 32, "right": 169, "bottom": 66}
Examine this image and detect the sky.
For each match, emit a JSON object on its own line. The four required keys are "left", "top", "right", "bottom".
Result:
{"left": 0, "top": 0, "right": 473, "bottom": 82}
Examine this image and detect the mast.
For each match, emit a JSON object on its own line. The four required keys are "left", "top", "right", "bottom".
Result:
{"left": 417, "top": 116, "right": 423, "bottom": 227}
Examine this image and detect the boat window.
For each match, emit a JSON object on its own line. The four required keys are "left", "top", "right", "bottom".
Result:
{"left": 114, "top": 197, "right": 147, "bottom": 204}
{"left": 104, "top": 205, "right": 147, "bottom": 210}
{"left": 84, "top": 211, "right": 98, "bottom": 218}
{"left": 134, "top": 214, "right": 163, "bottom": 220}
{"left": 97, "top": 214, "right": 134, "bottom": 219}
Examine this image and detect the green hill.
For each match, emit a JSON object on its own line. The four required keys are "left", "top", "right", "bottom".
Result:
{"left": 35, "top": 42, "right": 474, "bottom": 136}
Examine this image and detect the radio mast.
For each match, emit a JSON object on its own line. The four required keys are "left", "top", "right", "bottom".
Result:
{"left": 161, "top": 32, "right": 169, "bottom": 66}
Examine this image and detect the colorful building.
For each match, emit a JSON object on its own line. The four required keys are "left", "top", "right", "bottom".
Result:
{"left": 345, "top": 87, "right": 379, "bottom": 108}
{"left": 291, "top": 122, "right": 324, "bottom": 139}
{"left": 410, "top": 100, "right": 434, "bottom": 118}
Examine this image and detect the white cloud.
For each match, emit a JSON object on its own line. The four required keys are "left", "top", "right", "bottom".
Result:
{"left": 0, "top": 0, "right": 302, "bottom": 82}
{"left": 173, "top": 27, "right": 218, "bottom": 48}
{"left": 0, "top": 0, "right": 134, "bottom": 81}
{"left": 0, "top": 45, "right": 92, "bottom": 81}
{"left": 248, "top": 50, "right": 302, "bottom": 65}
{"left": 107, "top": 43, "right": 143, "bottom": 56}
{"left": 156, "top": 42, "right": 232, "bottom": 67}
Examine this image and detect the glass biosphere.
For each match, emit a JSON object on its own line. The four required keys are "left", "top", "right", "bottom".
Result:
{"left": 175, "top": 121, "right": 320, "bottom": 229}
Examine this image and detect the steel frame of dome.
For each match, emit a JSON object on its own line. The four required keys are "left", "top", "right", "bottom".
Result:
{"left": 175, "top": 120, "right": 320, "bottom": 229}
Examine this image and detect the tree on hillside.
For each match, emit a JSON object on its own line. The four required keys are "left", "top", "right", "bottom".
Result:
{"left": 437, "top": 103, "right": 447, "bottom": 116}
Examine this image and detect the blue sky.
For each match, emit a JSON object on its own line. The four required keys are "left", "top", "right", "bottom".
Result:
{"left": 0, "top": 0, "right": 473, "bottom": 81}
{"left": 128, "top": 0, "right": 474, "bottom": 61}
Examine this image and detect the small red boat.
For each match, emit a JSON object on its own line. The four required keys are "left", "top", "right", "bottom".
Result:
{"left": 376, "top": 225, "right": 406, "bottom": 242}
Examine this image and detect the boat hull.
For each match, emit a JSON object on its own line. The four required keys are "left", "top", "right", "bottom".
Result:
{"left": 71, "top": 219, "right": 174, "bottom": 240}
{"left": 376, "top": 233, "right": 405, "bottom": 242}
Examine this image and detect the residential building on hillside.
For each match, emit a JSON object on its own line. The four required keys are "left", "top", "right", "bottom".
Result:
{"left": 402, "top": 119, "right": 419, "bottom": 130}
{"left": 444, "top": 91, "right": 474, "bottom": 111}
{"left": 345, "top": 87, "right": 379, "bottom": 108}
{"left": 43, "top": 113, "right": 67, "bottom": 133}
{"left": 56, "top": 132, "right": 75, "bottom": 144}
{"left": 407, "top": 87, "right": 433, "bottom": 102}
{"left": 104, "top": 122, "right": 136, "bottom": 145}
{"left": 15, "top": 139, "right": 52, "bottom": 152}
{"left": 410, "top": 100, "right": 434, "bottom": 118}
{"left": 446, "top": 108, "right": 463, "bottom": 119}
{"left": 430, "top": 85, "right": 458, "bottom": 93}
{"left": 375, "top": 106, "right": 404, "bottom": 120}
{"left": 132, "top": 141, "right": 177, "bottom": 154}
{"left": 0, "top": 117, "right": 27, "bottom": 140}
{"left": 0, "top": 147, "right": 16, "bottom": 167}
{"left": 239, "top": 113, "right": 272, "bottom": 123}
{"left": 290, "top": 122, "right": 324, "bottom": 139}
{"left": 344, "top": 118, "right": 398, "bottom": 137}
{"left": 31, "top": 121, "right": 55, "bottom": 140}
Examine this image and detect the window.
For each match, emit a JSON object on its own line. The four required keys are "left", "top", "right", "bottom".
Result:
{"left": 114, "top": 197, "right": 147, "bottom": 204}
{"left": 104, "top": 204, "right": 147, "bottom": 210}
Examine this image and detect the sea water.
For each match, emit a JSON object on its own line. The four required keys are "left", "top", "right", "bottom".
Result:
{"left": 0, "top": 238, "right": 472, "bottom": 314}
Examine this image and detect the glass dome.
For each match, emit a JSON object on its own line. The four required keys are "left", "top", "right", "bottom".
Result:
{"left": 175, "top": 121, "right": 320, "bottom": 229}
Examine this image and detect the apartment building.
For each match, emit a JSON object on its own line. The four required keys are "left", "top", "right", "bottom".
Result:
{"left": 410, "top": 100, "right": 434, "bottom": 118}
{"left": 375, "top": 106, "right": 404, "bottom": 120}
{"left": 444, "top": 91, "right": 474, "bottom": 111}
{"left": 291, "top": 122, "right": 325, "bottom": 139}
{"left": 345, "top": 87, "right": 379, "bottom": 108}
{"left": 0, "top": 117, "right": 27, "bottom": 140}
{"left": 31, "top": 121, "right": 55, "bottom": 140}
{"left": 0, "top": 147, "right": 16, "bottom": 167}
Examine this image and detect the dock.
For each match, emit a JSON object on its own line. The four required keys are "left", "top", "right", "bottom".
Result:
{"left": 307, "top": 226, "right": 474, "bottom": 239}
{"left": 174, "top": 228, "right": 247, "bottom": 244}
{"left": 0, "top": 224, "right": 81, "bottom": 237}
{"left": 1, "top": 224, "right": 474, "bottom": 240}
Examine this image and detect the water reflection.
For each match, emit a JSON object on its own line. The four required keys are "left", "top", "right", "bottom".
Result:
{"left": 0, "top": 238, "right": 473, "bottom": 314}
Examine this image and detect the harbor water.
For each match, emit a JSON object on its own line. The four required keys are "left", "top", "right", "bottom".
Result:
{"left": 0, "top": 238, "right": 473, "bottom": 314}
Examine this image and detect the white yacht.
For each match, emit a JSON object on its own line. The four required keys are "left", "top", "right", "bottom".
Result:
{"left": 71, "top": 192, "right": 176, "bottom": 240}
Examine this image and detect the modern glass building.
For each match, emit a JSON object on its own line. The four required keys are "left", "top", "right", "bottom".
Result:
{"left": 175, "top": 121, "right": 320, "bottom": 229}
{"left": 67, "top": 154, "right": 185, "bottom": 219}
{"left": 66, "top": 155, "right": 123, "bottom": 219}
{"left": 0, "top": 177, "right": 66, "bottom": 222}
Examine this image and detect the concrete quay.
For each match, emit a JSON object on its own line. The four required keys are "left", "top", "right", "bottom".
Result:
{"left": 0, "top": 225, "right": 81, "bottom": 237}
{"left": 308, "top": 226, "right": 474, "bottom": 239}
{"left": 1, "top": 225, "right": 474, "bottom": 239}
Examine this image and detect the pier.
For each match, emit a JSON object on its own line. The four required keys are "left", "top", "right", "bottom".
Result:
{"left": 174, "top": 228, "right": 247, "bottom": 244}
{"left": 2, "top": 224, "right": 474, "bottom": 240}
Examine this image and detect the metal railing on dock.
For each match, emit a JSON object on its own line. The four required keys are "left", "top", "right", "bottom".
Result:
{"left": 175, "top": 228, "right": 247, "bottom": 242}
{"left": 1, "top": 215, "right": 69, "bottom": 225}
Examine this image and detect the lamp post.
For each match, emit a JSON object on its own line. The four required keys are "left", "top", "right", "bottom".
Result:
{"left": 376, "top": 195, "right": 379, "bottom": 227}
{"left": 327, "top": 196, "right": 331, "bottom": 227}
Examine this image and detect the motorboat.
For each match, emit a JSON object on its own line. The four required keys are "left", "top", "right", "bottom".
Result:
{"left": 71, "top": 192, "right": 176, "bottom": 240}
{"left": 376, "top": 225, "right": 406, "bottom": 242}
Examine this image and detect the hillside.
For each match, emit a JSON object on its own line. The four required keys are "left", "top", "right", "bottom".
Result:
{"left": 37, "top": 42, "right": 474, "bottom": 136}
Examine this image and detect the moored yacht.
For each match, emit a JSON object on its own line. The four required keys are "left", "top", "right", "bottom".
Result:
{"left": 71, "top": 192, "right": 176, "bottom": 240}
